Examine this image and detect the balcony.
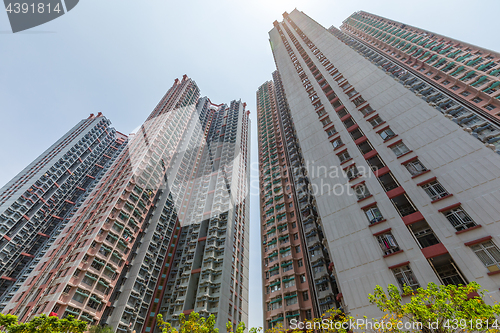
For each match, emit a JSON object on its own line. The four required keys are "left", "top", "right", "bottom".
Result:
{"left": 378, "top": 173, "right": 400, "bottom": 192}
{"left": 306, "top": 233, "right": 320, "bottom": 246}
{"left": 409, "top": 220, "right": 440, "bottom": 248}
{"left": 357, "top": 141, "right": 373, "bottom": 155}
{"left": 59, "top": 292, "right": 72, "bottom": 304}
{"left": 366, "top": 155, "right": 385, "bottom": 171}
{"left": 430, "top": 253, "right": 466, "bottom": 286}
{"left": 391, "top": 194, "right": 417, "bottom": 217}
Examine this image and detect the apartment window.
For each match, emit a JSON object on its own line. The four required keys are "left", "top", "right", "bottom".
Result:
{"left": 298, "top": 260, "right": 303, "bottom": 267}
{"left": 442, "top": 80, "right": 450, "bottom": 85}
{"left": 409, "top": 221, "right": 440, "bottom": 248}
{"left": 72, "top": 289, "right": 89, "bottom": 303}
{"left": 295, "top": 245, "right": 301, "bottom": 253}
{"left": 82, "top": 273, "right": 97, "bottom": 287}
{"left": 485, "top": 85, "right": 500, "bottom": 94}
{"left": 305, "top": 310, "right": 312, "bottom": 320}
{"left": 369, "top": 115, "right": 384, "bottom": 127}
{"left": 73, "top": 269, "right": 81, "bottom": 278}
{"left": 443, "top": 207, "right": 476, "bottom": 231}
{"left": 284, "top": 277, "right": 295, "bottom": 289}
{"left": 350, "top": 128, "right": 364, "bottom": 141}
{"left": 379, "top": 128, "right": 396, "bottom": 141}
{"left": 269, "top": 299, "right": 282, "bottom": 311}
{"left": 390, "top": 142, "right": 410, "bottom": 157}
{"left": 460, "top": 91, "right": 471, "bottom": 97}
{"left": 392, "top": 265, "right": 420, "bottom": 291}
{"left": 337, "top": 108, "right": 348, "bottom": 118}
{"left": 405, "top": 159, "right": 427, "bottom": 176}
{"left": 354, "top": 183, "right": 371, "bottom": 200}
{"left": 364, "top": 206, "right": 384, "bottom": 224}
{"left": 376, "top": 232, "right": 400, "bottom": 256}
{"left": 338, "top": 151, "right": 351, "bottom": 163}
{"left": 313, "top": 264, "right": 324, "bottom": 274}
{"left": 366, "top": 155, "right": 385, "bottom": 171}
{"left": 433, "top": 75, "right": 442, "bottom": 81}
{"left": 269, "top": 282, "right": 280, "bottom": 293}
{"left": 331, "top": 99, "right": 343, "bottom": 109}
{"left": 326, "top": 128, "right": 337, "bottom": 137}
{"left": 341, "top": 82, "right": 351, "bottom": 90}
{"left": 472, "top": 97, "right": 483, "bottom": 103}
{"left": 345, "top": 165, "right": 360, "bottom": 180}
{"left": 360, "top": 105, "right": 374, "bottom": 116}
{"left": 300, "top": 274, "right": 306, "bottom": 283}
{"left": 281, "top": 248, "right": 291, "bottom": 258}
{"left": 471, "top": 241, "right": 500, "bottom": 273}
{"left": 343, "top": 117, "right": 356, "bottom": 129}
{"left": 451, "top": 85, "right": 460, "bottom": 91}
{"left": 286, "top": 294, "right": 298, "bottom": 306}
{"left": 421, "top": 181, "right": 449, "bottom": 201}
{"left": 321, "top": 117, "right": 332, "bottom": 127}
{"left": 292, "top": 222, "right": 296, "bottom": 229}
{"left": 302, "top": 291, "right": 309, "bottom": 301}
{"left": 391, "top": 194, "right": 417, "bottom": 217}
{"left": 485, "top": 104, "right": 497, "bottom": 111}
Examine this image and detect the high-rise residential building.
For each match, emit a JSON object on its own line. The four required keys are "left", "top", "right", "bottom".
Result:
{"left": 266, "top": 9, "right": 500, "bottom": 321}
{"left": 156, "top": 97, "right": 250, "bottom": 333}
{"left": 338, "top": 11, "right": 500, "bottom": 121}
{"left": 0, "top": 114, "right": 126, "bottom": 310}
{"left": 257, "top": 71, "right": 340, "bottom": 330}
{"left": 2, "top": 75, "right": 250, "bottom": 333}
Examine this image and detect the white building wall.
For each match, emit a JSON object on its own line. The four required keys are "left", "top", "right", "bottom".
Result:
{"left": 270, "top": 9, "right": 500, "bottom": 319}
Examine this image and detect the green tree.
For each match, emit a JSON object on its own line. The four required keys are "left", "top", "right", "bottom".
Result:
{"left": 155, "top": 283, "right": 500, "bottom": 333}
{"left": 0, "top": 314, "right": 18, "bottom": 330}
{"left": 368, "top": 281, "right": 500, "bottom": 332}
{"left": 88, "top": 325, "right": 114, "bottom": 333}
{"left": 249, "top": 282, "right": 500, "bottom": 333}
{"left": 157, "top": 312, "right": 247, "bottom": 333}
{"left": 0, "top": 313, "right": 87, "bottom": 333}
{"left": 260, "top": 308, "right": 356, "bottom": 333}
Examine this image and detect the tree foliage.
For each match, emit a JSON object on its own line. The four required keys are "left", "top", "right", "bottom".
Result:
{"left": 368, "top": 281, "right": 500, "bottom": 332}
{"left": 213, "top": 282, "right": 500, "bottom": 333}
{"left": 263, "top": 308, "right": 356, "bottom": 333}
{"left": 0, "top": 313, "right": 87, "bottom": 333}
{"left": 88, "top": 325, "right": 114, "bottom": 333}
{"left": 157, "top": 312, "right": 246, "bottom": 333}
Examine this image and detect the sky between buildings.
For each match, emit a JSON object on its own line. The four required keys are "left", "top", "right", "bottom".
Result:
{"left": 0, "top": 0, "right": 499, "bottom": 329}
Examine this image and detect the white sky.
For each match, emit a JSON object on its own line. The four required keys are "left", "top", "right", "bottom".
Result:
{"left": 0, "top": 0, "right": 499, "bottom": 329}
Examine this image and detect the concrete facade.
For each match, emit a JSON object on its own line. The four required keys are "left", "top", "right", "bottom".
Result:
{"left": 0, "top": 115, "right": 124, "bottom": 310}
{"left": 2, "top": 76, "right": 250, "bottom": 333}
{"left": 258, "top": 73, "right": 339, "bottom": 330}
{"left": 269, "top": 9, "right": 500, "bottom": 319}
{"left": 339, "top": 11, "right": 500, "bottom": 121}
